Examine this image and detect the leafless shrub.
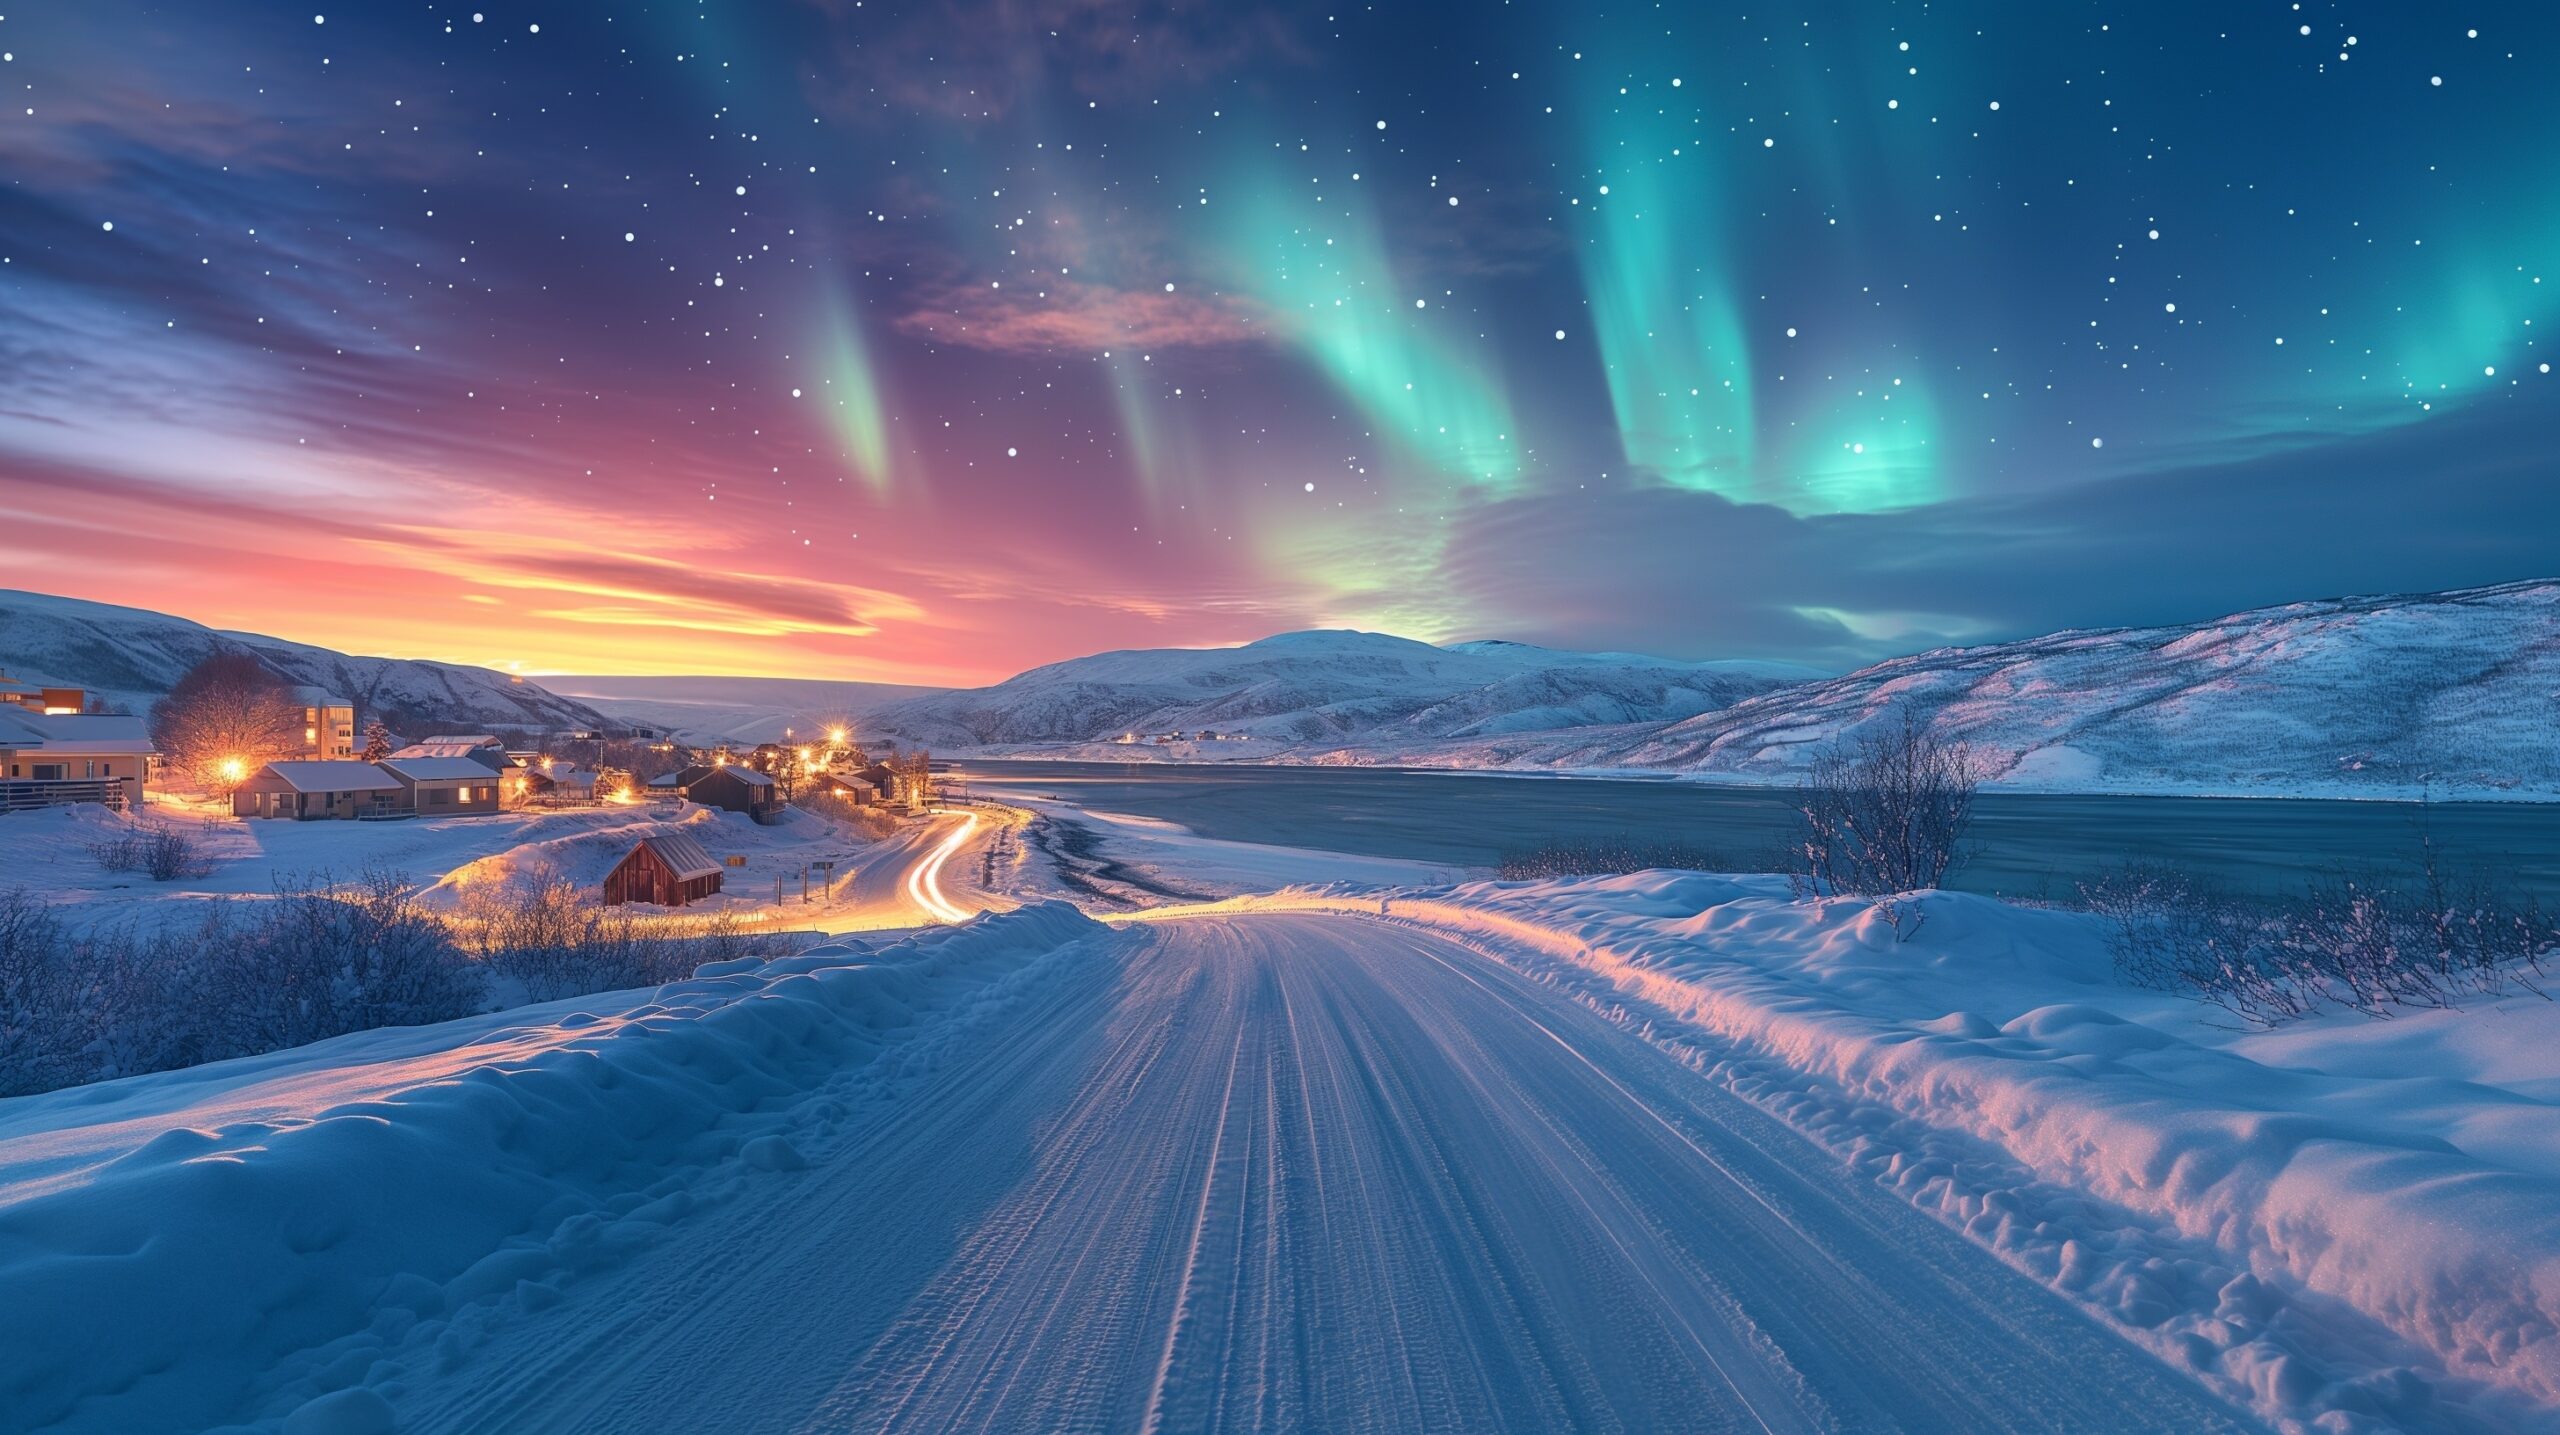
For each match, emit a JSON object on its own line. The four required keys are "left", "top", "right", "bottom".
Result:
{"left": 455, "top": 867, "right": 799, "bottom": 1003}
{"left": 0, "top": 872, "right": 483, "bottom": 1096}
{"left": 87, "top": 826, "right": 212, "bottom": 882}
{"left": 800, "top": 791, "right": 904, "bottom": 841}
{"left": 2079, "top": 851, "right": 2554, "bottom": 1029}
{"left": 1792, "top": 710, "right": 1980, "bottom": 937}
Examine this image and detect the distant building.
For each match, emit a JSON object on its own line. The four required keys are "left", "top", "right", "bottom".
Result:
{"left": 0, "top": 671, "right": 88, "bottom": 715}
{"left": 602, "top": 832, "right": 725, "bottom": 908}
{"left": 0, "top": 709, "right": 154, "bottom": 813}
{"left": 387, "top": 735, "right": 513, "bottom": 772}
{"left": 519, "top": 763, "right": 599, "bottom": 805}
{"left": 377, "top": 757, "right": 504, "bottom": 816}
{"left": 682, "top": 764, "right": 782, "bottom": 823}
{"left": 232, "top": 760, "right": 402, "bottom": 821}
{"left": 290, "top": 687, "right": 357, "bottom": 760}
{"left": 809, "top": 772, "right": 879, "bottom": 805}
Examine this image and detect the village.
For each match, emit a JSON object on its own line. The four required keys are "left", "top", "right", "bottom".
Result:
{"left": 0, "top": 661, "right": 944, "bottom": 914}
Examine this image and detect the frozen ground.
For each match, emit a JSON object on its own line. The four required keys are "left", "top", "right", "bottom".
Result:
{"left": 0, "top": 798, "right": 947, "bottom": 934}
{"left": 2, "top": 799, "right": 2555, "bottom": 1431}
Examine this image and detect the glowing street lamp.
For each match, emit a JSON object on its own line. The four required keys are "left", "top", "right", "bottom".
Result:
{"left": 217, "top": 756, "right": 248, "bottom": 785}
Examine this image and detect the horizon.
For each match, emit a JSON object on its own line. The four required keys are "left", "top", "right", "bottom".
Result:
{"left": 6, "top": 5, "right": 2557, "bottom": 686}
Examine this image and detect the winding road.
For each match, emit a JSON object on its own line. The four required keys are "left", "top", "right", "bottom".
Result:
{"left": 395, "top": 909, "right": 2256, "bottom": 1433}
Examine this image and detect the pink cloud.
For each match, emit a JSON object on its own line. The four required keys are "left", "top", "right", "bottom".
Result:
{"left": 895, "top": 280, "right": 1269, "bottom": 356}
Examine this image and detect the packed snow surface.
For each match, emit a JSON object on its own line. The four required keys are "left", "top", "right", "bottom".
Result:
{"left": 7, "top": 834, "right": 2558, "bottom": 1429}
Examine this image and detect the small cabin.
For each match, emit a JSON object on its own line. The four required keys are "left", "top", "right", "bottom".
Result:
{"left": 603, "top": 832, "right": 725, "bottom": 908}
{"left": 682, "top": 764, "right": 782, "bottom": 823}
{"left": 809, "top": 772, "right": 879, "bottom": 805}
{"left": 233, "top": 760, "right": 402, "bottom": 820}
{"left": 377, "top": 757, "right": 503, "bottom": 816}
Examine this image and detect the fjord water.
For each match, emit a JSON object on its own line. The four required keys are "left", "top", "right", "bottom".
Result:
{"left": 969, "top": 760, "right": 2560, "bottom": 901}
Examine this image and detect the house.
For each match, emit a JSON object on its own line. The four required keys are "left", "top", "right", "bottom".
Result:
{"left": 387, "top": 735, "right": 512, "bottom": 773}
{"left": 859, "top": 761, "right": 931, "bottom": 809}
{"left": 809, "top": 772, "right": 879, "bottom": 805}
{"left": 232, "top": 760, "right": 402, "bottom": 820}
{"left": 519, "top": 763, "right": 599, "bottom": 805}
{"left": 291, "top": 687, "right": 357, "bottom": 760}
{"left": 0, "top": 709, "right": 154, "bottom": 813}
{"left": 682, "top": 764, "right": 782, "bottom": 823}
{"left": 0, "top": 672, "right": 88, "bottom": 715}
{"left": 377, "top": 757, "right": 504, "bottom": 816}
{"left": 601, "top": 831, "right": 725, "bottom": 908}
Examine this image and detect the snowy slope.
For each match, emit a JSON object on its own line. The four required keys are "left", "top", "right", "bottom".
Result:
{"left": 541, "top": 673, "right": 950, "bottom": 745}
{"left": 861, "top": 628, "right": 1814, "bottom": 751}
{"left": 1192, "top": 876, "right": 2560, "bottom": 1428}
{"left": 0, "top": 590, "right": 611, "bottom": 734}
{"left": 1522, "top": 579, "right": 2560, "bottom": 798}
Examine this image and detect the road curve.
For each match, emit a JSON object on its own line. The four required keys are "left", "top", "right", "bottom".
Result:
{"left": 900, "top": 808, "right": 982, "bottom": 923}
{"left": 398, "top": 912, "right": 2257, "bottom": 1434}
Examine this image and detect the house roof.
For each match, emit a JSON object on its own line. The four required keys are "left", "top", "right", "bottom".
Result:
{"left": 692, "top": 765, "right": 774, "bottom": 788}
{"left": 377, "top": 757, "right": 501, "bottom": 782}
{"left": 259, "top": 761, "right": 404, "bottom": 793}
{"left": 645, "top": 771, "right": 686, "bottom": 787}
{"left": 389, "top": 740, "right": 507, "bottom": 762}
{"left": 635, "top": 831, "right": 724, "bottom": 881}
{"left": 820, "top": 773, "right": 878, "bottom": 792}
{"left": 0, "top": 709, "right": 154, "bottom": 754}
{"left": 419, "top": 734, "right": 501, "bottom": 746}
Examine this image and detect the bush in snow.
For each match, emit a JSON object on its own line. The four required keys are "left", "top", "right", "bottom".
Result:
{"left": 2080, "top": 855, "right": 2554, "bottom": 1028}
{"left": 0, "top": 872, "right": 484, "bottom": 1095}
{"left": 86, "top": 825, "right": 212, "bottom": 882}
{"left": 455, "top": 866, "right": 787, "bottom": 1004}
{"left": 1792, "top": 709, "right": 1979, "bottom": 935}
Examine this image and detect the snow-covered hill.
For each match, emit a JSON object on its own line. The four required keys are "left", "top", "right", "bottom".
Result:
{"left": 0, "top": 590, "right": 611, "bottom": 735}
{"left": 541, "top": 673, "right": 950, "bottom": 746}
{"left": 859, "top": 629, "right": 1816, "bottom": 752}
{"left": 1500, "top": 579, "right": 2560, "bottom": 798}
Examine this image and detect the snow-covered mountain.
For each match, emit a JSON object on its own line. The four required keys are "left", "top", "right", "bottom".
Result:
{"left": 1494, "top": 579, "right": 2560, "bottom": 798}
{"left": 0, "top": 590, "right": 612, "bottom": 736}
{"left": 861, "top": 629, "right": 1817, "bottom": 750}
{"left": 541, "top": 674, "right": 951, "bottom": 746}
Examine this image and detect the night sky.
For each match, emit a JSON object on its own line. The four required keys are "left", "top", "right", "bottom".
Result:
{"left": 3, "top": 3, "right": 2554, "bottom": 685}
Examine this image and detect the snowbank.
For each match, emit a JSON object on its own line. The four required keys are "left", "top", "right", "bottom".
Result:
{"left": 1166, "top": 876, "right": 2560, "bottom": 1426}
{"left": 0, "top": 902, "right": 1125, "bottom": 1434}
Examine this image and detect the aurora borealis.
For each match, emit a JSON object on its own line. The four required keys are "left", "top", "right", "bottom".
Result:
{"left": 1, "top": 2, "right": 2554, "bottom": 682}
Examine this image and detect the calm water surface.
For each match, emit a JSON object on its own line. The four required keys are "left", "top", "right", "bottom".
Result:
{"left": 965, "top": 759, "right": 2560, "bottom": 901}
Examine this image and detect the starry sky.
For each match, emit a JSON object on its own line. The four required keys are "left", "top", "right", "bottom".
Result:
{"left": 2, "top": 2, "right": 2554, "bottom": 686}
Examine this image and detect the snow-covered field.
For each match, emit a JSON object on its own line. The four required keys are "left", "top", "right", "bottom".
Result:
{"left": 0, "top": 799, "right": 910, "bottom": 934}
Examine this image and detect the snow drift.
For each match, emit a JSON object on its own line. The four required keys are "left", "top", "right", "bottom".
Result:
{"left": 1174, "top": 876, "right": 2560, "bottom": 1426}
{"left": 0, "top": 902, "right": 1127, "bottom": 1434}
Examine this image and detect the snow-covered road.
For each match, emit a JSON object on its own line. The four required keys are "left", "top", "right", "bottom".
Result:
{"left": 385, "top": 911, "right": 2254, "bottom": 1433}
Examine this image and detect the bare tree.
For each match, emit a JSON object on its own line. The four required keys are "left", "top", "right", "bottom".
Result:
{"left": 148, "top": 652, "right": 303, "bottom": 788}
{"left": 1794, "top": 709, "right": 1979, "bottom": 935}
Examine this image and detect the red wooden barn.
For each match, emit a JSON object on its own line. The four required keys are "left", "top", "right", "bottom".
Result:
{"left": 602, "top": 831, "right": 726, "bottom": 908}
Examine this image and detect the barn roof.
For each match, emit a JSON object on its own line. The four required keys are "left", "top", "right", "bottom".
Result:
{"left": 378, "top": 757, "right": 501, "bottom": 782}
{"left": 257, "top": 761, "right": 403, "bottom": 793}
{"left": 389, "top": 740, "right": 498, "bottom": 761}
{"left": 637, "top": 831, "right": 724, "bottom": 881}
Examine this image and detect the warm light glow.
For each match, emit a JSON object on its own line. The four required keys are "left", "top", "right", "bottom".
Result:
{"left": 827, "top": 727, "right": 849, "bottom": 746}
{"left": 217, "top": 756, "right": 248, "bottom": 784}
